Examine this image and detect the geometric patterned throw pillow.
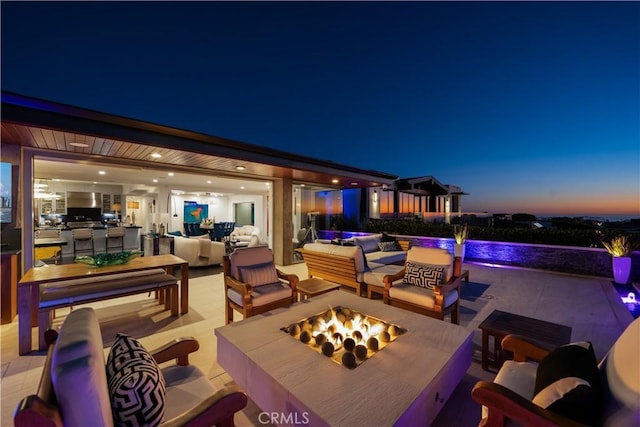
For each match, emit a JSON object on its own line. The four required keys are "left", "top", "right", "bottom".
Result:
{"left": 377, "top": 241, "right": 399, "bottom": 252}
{"left": 106, "top": 334, "right": 166, "bottom": 427}
{"left": 403, "top": 262, "right": 444, "bottom": 289}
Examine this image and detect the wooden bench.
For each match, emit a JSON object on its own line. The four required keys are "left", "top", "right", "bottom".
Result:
{"left": 299, "top": 244, "right": 366, "bottom": 296}
{"left": 38, "top": 268, "right": 178, "bottom": 350}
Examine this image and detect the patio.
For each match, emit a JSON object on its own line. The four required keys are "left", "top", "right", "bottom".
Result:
{"left": 1, "top": 261, "right": 633, "bottom": 426}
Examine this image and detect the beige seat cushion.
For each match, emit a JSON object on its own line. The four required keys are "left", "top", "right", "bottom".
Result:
{"left": 406, "top": 247, "right": 453, "bottom": 281}
{"left": 227, "top": 283, "right": 292, "bottom": 308}
{"left": 363, "top": 264, "right": 404, "bottom": 290}
{"left": 51, "top": 308, "right": 113, "bottom": 427}
{"left": 481, "top": 361, "right": 538, "bottom": 420}
{"left": 388, "top": 283, "right": 459, "bottom": 309}
{"left": 162, "top": 365, "right": 215, "bottom": 421}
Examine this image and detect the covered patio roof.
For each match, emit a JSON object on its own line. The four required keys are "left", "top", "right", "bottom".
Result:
{"left": 1, "top": 91, "right": 397, "bottom": 189}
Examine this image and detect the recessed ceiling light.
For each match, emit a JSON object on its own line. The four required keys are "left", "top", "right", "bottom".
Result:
{"left": 207, "top": 180, "right": 212, "bottom": 184}
{"left": 152, "top": 179, "right": 158, "bottom": 183}
{"left": 150, "top": 153, "right": 162, "bottom": 159}
{"left": 168, "top": 172, "right": 174, "bottom": 176}
{"left": 236, "top": 166, "right": 246, "bottom": 171}
{"left": 240, "top": 186, "right": 245, "bottom": 190}
{"left": 99, "top": 171, "right": 106, "bottom": 175}
{"left": 300, "top": 184, "right": 305, "bottom": 187}
{"left": 351, "top": 182, "right": 358, "bottom": 186}
{"left": 69, "top": 142, "right": 89, "bottom": 148}
{"left": 332, "top": 179, "right": 339, "bottom": 184}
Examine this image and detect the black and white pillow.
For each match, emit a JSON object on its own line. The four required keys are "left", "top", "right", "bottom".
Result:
{"left": 378, "top": 241, "right": 398, "bottom": 252}
{"left": 106, "top": 334, "right": 166, "bottom": 427}
{"left": 532, "top": 341, "right": 602, "bottom": 424}
{"left": 403, "top": 262, "right": 444, "bottom": 289}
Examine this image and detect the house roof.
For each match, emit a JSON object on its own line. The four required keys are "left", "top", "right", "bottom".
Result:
{"left": 1, "top": 91, "right": 397, "bottom": 189}
{"left": 393, "top": 175, "right": 451, "bottom": 196}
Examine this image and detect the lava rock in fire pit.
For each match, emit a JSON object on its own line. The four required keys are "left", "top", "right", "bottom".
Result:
{"left": 289, "top": 323, "right": 301, "bottom": 336}
{"left": 342, "top": 351, "right": 357, "bottom": 369}
{"left": 322, "top": 341, "right": 335, "bottom": 357}
{"left": 301, "top": 321, "right": 313, "bottom": 332}
{"left": 352, "top": 330, "right": 363, "bottom": 342}
{"left": 332, "top": 332, "right": 344, "bottom": 345}
{"left": 367, "top": 336, "right": 379, "bottom": 351}
{"left": 315, "top": 333, "right": 327, "bottom": 346}
{"left": 343, "top": 337, "right": 356, "bottom": 352}
{"left": 300, "top": 330, "right": 312, "bottom": 344}
{"left": 355, "top": 345, "right": 368, "bottom": 360}
{"left": 378, "top": 331, "right": 391, "bottom": 343}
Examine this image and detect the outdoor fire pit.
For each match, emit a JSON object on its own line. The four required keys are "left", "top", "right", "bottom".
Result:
{"left": 281, "top": 305, "right": 406, "bottom": 369}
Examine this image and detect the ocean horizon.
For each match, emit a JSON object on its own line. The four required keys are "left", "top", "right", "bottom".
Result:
{"left": 535, "top": 214, "right": 639, "bottom": 222}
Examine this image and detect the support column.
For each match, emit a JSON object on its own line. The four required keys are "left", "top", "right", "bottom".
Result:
{"left": 273, "top": 178, "right": 293, "bottom": 266}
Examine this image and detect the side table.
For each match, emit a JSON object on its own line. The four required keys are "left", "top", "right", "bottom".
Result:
{"left": 478, "top": 309, "right": 572, "bottom": 371}
{"left": 296, "top": 278, "right": 341, "bottom": 301}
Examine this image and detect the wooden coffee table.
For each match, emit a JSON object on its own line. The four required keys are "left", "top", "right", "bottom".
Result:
{"left": 296, "top": 277, "right": 340, "bottom": 301}
{"left": 478, "top": 309, "right": 572, "bottom": 371}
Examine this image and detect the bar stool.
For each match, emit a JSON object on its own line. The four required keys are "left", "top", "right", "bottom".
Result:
{"left": 105, "top": 227, "right": 125, "bottom": 253}
{"left": 34, "top": 229, "right": 62, "bottom": 264}
{"left": 72, "top": 228, "right": 94, "bottom": 258}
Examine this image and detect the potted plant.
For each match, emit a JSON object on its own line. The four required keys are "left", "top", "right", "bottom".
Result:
{"left": 453, "top": 223, "right": 469, "bottom": 261}
{"left": 602, "top": 234, "right": 637, "bottom": 284}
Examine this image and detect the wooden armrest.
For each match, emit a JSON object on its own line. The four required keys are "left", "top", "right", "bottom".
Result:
{"left": 383, "top": 269, "right": 406, "bottom": 289}
{"left": 14, "top": 395, "right": 63, "bottom": 427}
{"left": 501, "top": 335, "right": 554, "bottom": 362}
{"left": 277, "top": 270, "right": 299, "bottom": 291}
{"left": 224, "top": 276, "right": 252, "bottom": 294}
{"left": 472, "top": 381, "right": 587, "bottom": 427}
{"left": 160, "top": 385, "right": 248, "bottom": 427}
{"left": 151, "top": 337, "right": 200, "bottom": 366}
{"left": 397, "top": 240, "right": 411, "bottom": 251}
{"left": 436, "top": 276, "right": 462, "bottom": 294}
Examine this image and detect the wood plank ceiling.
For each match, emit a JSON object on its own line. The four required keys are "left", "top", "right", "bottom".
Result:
{"left": 1, "top": 92, "right": 397, "bottom": 189}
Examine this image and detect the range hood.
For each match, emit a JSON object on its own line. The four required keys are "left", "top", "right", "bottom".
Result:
{"left": 66, "top": 192, "right": 102, "bottom": 209}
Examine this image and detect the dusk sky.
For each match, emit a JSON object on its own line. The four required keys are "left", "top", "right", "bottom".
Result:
{"left": 2, "top": 1, "right": 639, "bottom": 218}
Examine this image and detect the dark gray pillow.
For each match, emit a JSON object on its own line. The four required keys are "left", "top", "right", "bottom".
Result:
{"left": 533, "top": 341, "right": 602, "bottom": 424}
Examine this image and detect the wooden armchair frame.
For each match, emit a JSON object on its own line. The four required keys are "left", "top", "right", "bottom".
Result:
{"left": 223, "top": 253, "right": 298, "bottom": 324}
{"left": 382, "top": 254, "right": 463, "bottom": 324}
{"left": 14, "top": 331, "right": 248, "bottom": 427}
{"left": 471, "top": 334, "right": 588, "bottom": 427}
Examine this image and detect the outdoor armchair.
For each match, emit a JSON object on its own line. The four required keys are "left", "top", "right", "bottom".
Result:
{"left": 471, "top": 316, "right": 640, "bottom": 426}
{"left": 223, "top": 246, "right": 298, "bottom": 324}
{"left": 382, "top": 247, "right": 462, "bottom": 324}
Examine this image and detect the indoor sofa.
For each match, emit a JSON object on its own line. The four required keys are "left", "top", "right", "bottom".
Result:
{"left": 230, "top": 225, "right": 261, "bottom": 244}
{"left": 171, "top": 234, "right": 225, "bottom": 267}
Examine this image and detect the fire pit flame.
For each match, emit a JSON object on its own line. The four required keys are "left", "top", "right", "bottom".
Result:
{"left": 282, "top": 306, "right": 406, "bottom": 369}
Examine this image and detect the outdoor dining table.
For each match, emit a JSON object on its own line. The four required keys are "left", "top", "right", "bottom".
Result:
{"left": 17, "top": 254, "right": 189, "bottom": 355}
